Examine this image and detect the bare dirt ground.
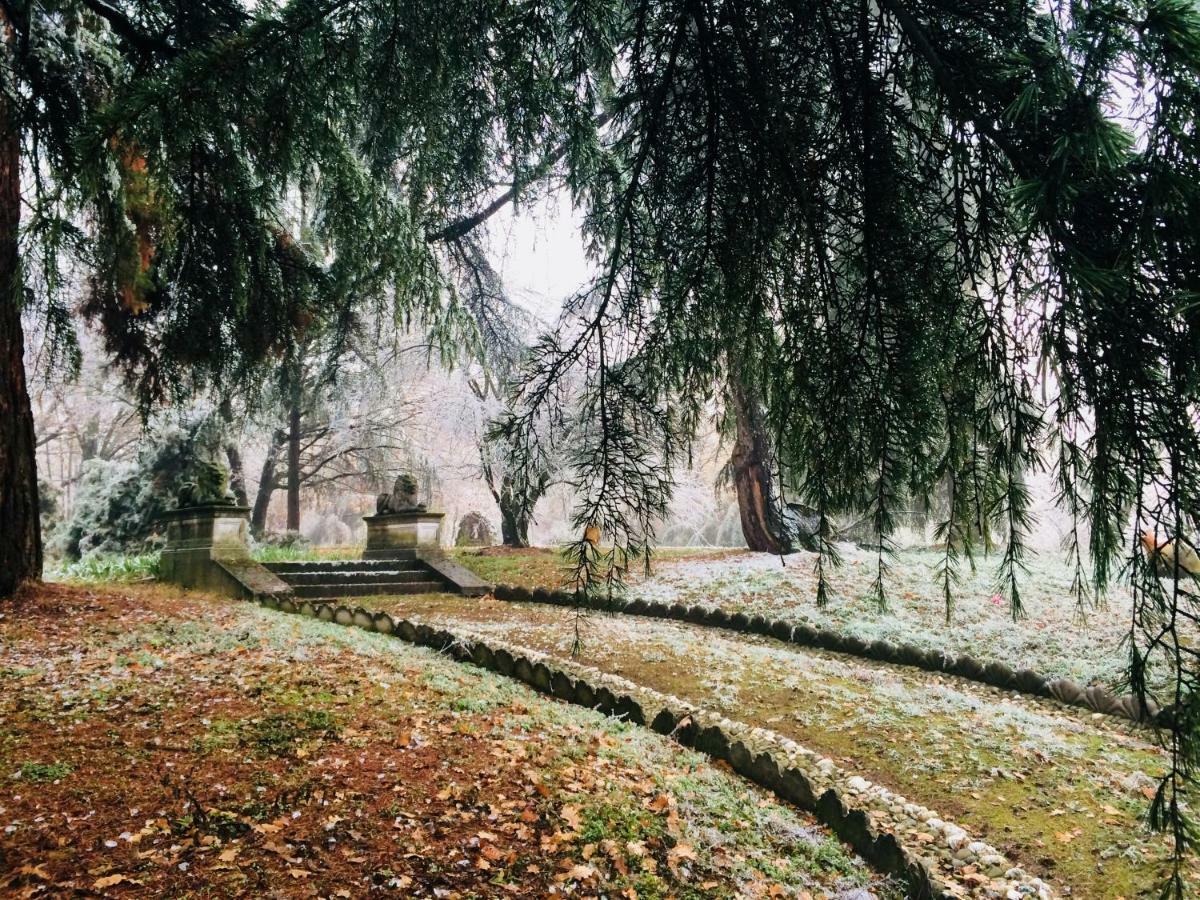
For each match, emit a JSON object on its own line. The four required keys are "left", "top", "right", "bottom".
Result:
{"left": 0, "top": 582, "right": 892, "bottom": 899}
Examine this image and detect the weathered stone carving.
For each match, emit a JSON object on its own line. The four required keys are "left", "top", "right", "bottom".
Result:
{"left": 376, "top": 473, "right": 425, "bottom": 514}
{"left": 177, "top": 460, "right": 237, "bottom": 507}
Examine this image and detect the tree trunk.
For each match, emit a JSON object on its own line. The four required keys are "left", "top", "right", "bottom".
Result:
{"left": 0, "top": 27, "right": 42, "bottom": 597}
{"left": 218, "top": 399, "right": 248, "bottom": 507}
{"left": 730, "top": 376, "right": 793, "bottom": 555}
{"left": 286, "top": 402, "right": 301, "bottom": 532}
{"left": 251, "top": 429, "right": 286, "bottom": 534}
{"left": 225, "top": 443, "right": 249, "bottom": 507}
{"left": 497, "top": 475, "right": 531, "bottom": 548}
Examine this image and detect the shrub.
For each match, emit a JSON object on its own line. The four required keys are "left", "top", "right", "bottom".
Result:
{"left": 51, "top": 415, "right": 225, "bottom": 560}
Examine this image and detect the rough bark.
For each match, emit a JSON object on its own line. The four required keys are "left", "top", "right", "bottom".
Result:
{"left": 0, "top": 20, "right": 41, "bottom": 597}
{"left": 286, "top": 401, "right": 301, "bottom": 532}
{"left": 225, "top": 443, "right": 249, "bottom": 507}
{"left": 218, "top": 400, "right": 248, "bottom": 507}
{"left": 497, "top": 472, "right": 532, "bottom": 548}
{"left": 730, "top": 376, "right": 793, "bottom": 555}
{"left": 251, "top": 428, "right": 286, "bottom": 534}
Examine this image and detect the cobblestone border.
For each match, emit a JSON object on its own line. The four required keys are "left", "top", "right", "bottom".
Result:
{"left": 491, "top": 584, "right": 1160, "bottom": 726}
{"left": 248, "top": 591, "right": 1061, "bottom": 900}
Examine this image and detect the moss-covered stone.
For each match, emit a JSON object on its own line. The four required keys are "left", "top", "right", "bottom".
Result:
{"left": 551, "top": 671, "right": 576, "bottom": 701}
{"left": 614, "top": 694, "right": 645, "bottom": 725}
{"left": 693, "top": 724, "right": 730, "bottom": 760}
{"left": 530, "top": 662, "right": 554, "bottom": 693}
{"left": 334, "top": 606, "right": 354, "bottom": 626}
{"left": 770, "top": 620, "right": 793, "bottom": 642}
{"left": 778, "top": 767, "right": 815, "bottom": 808}
{"left": 470, "top": 643, "right": 494, "bottom": 670}
{"left": 373, "top": 612, "right": 395, "bottom": 634}
{"left": 817, "top": 788, "right": 847, "bottom": 828}
{"left": 650, "top": 708, "right": 678, "bottom": 735}
{"left": 513, "top": 656, "right": 535, "bottom": 685}
{"left": 493, "top": 648, "right": 515, "bottom": 677}
{"left": 705, "top": 607, "right": 731, "bottom": 628}
{"left": 727, "top": 741, "right": 753, "bottom": 777}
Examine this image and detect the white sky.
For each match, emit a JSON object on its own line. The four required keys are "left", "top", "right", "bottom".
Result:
{"left": 483, "top": 192, "right": 594, "bottom": 323}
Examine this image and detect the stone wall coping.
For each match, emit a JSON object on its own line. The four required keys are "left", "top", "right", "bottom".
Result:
{"left": 362, "top": 511, "right": 445, "bottom": 523}
{"left": 158, "top": 503, "right": 251, "bottom": 521}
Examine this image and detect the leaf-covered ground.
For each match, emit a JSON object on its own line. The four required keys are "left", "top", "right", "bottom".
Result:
{"left": 453, "top": 547, "right": 1140, "bottom": 686}
{"left": 0, "top": 582, "right": 894, "bottom": 899}
{"left": 357, "top": 592, "right": 1185, "bottom": 898}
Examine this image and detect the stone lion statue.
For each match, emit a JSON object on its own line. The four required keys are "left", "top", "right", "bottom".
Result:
{"left": 178, "top": 460, "right": 237, "bottom": 508}
{"left": 376, "top": 473, "right": 425, "bottom": 514}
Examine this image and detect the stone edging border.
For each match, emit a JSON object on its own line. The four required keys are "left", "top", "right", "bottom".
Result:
{"left": 491, "top": 584, "right": 1160, "bottom": 727}
{"left": 246, "top": 591, "right": 1058, "bottom": 900}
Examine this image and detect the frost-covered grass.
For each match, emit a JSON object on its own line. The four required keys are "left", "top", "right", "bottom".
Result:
{"left": 249, "top": 544, "right": 363, "bottom": 562}
{"left": 638, "top": 547, "right": 1137, "bottom": 685}
{"left": 0, "top": 582, "right": 894, "bottom": 899}
{"left": 45, "top": 552, "right": 162, "bottom": 583}
{"left": 361, "top": 592, "right": 1176, "bottom": 898}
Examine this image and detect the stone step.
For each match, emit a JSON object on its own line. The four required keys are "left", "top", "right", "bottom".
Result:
{"left": 264, "top": 556, "right": 418, "bottom": 574}
{"left": 290, "top": 580, "right": 447, "bottom": 599}
{"left": 278, "top": 569, "right": 434, "bottom": 586}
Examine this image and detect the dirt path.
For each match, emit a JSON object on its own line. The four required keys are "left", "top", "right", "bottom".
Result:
{"left": 359, "top": 593, "right": 1181, "bottom": 898}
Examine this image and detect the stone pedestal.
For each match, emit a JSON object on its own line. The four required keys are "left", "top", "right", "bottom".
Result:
{"left": 363, "top": 511, "right": 445, "bottom": 558}
{"left": 159, "top": 504, "right": 290, "bottom": 599}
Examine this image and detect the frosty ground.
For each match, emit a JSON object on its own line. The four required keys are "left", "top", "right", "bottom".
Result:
{"left": 452, "top": 547, "right": 1140, "bottom": 686}
{"left": 0, "top": 582, "right": 894, "bottom": 899}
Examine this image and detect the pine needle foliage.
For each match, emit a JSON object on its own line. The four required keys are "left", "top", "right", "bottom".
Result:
{"left": 8, "top": 0, "right": 1200, "bottom": 890}
{"left": 493, "top": 0, "right": 1200, "bottom": 889}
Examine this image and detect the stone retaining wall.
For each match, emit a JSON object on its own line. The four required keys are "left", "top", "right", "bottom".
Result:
{"left": 246, "top": 590, "right": 1060, "bottom": 900}
{"left": 491, "top": 584, "right": 1160, "bottom": 727}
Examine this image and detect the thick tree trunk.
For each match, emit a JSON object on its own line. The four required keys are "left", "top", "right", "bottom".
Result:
{"left": 251, "top": 429, "right": 286, "bottom": 534}
{"left": 218, "top": 399, "right": 248, "bottom": 507}
{"left": 498, "top": 494, "right": 529, "bottom": 548}
{"left": 730, "top": 376, "right": 793, "bottom": 555}
{"left": 225, "top": 443, "right": 249, "bottom": 507}
{"left": 286, "top": 402, "right": 301, "bottom": 532}
{"left": 496, "top": 473, "right": 532, "bottom": 547}
{"left": 0, "top": 33, "right": 41, "bottom": 597}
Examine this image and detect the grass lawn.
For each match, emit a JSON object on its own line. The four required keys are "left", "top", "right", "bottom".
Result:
{"left": 0, "top": 582, "right": 894, "bottom": 899}
{"left": 448, "top": 545, "right": 1147, "bottom": 686}
{"left": 446, "top": 545, "right": 741, "bottom": 591}
{"left": 355, "top": 591, "right": 1182, "bottom": 899}
{"left": 633, "top": 547, "right": 1144, "bottom": 686}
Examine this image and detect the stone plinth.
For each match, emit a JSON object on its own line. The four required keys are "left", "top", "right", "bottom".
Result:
{"left": 159, "top": 504, "right": 290, "bottom": 600}
{"left": 363, "top": 511, "right": 445, "bottom": 557}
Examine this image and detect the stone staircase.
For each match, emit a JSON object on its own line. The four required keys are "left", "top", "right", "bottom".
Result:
{"left": 264, "top": 552, "right": 450, "bottom": 599}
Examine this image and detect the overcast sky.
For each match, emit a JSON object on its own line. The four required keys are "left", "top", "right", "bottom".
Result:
{"left": 484, "top": 192, "right": 594, "bottom": 323}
